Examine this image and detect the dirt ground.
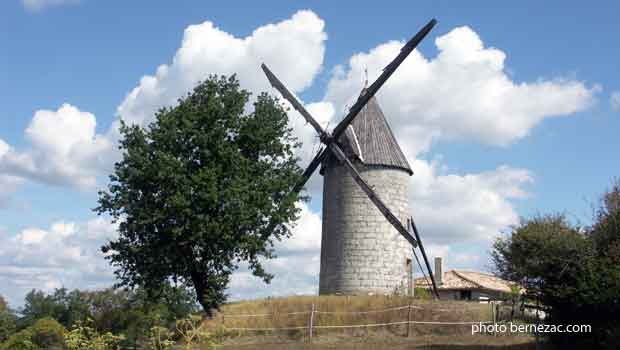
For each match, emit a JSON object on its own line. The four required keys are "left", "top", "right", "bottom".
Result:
{"left": 211, "top": 331, "right": 539, "bottom": 350}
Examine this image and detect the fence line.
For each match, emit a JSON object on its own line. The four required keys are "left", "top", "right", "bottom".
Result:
{"left": 223, "top": 311, "right": 311, "bottom": 318}
{"left": 221, "top": 303, "right": 450, "bottom": 318}
{"left": 226, "top": 319, "right": 493, "bottom": 332}
{"left": 221, "top": 303, "right": 496, "bottom": 340}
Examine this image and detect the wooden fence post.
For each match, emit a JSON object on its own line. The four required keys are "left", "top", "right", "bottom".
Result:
{"left": 406, "top": 303, "right": 412, "bottom": 337}
{"left": 308, "top": 303, "right": 315, "bottom": 341}
{"left": 493, "top": 302, "right": 498, "bottom": 337}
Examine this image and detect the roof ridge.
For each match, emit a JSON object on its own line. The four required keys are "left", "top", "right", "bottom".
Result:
{"left": 452, "top": 270, "right": 485, "bottom": 289}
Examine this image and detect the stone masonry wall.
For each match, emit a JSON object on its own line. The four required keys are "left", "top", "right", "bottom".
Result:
{"left": 319, "top": 162, "right": 411, "bottom": 295}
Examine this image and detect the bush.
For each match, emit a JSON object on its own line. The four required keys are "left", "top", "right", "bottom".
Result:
{"left": 0, "top": 310, "right": 17, "bottom": 343}
{"left": 64, "top": 319, "right": 124, "bottom": 350}
{"left": 1, "top": 317, "right": 66, "bottom": 350}
{"left": 30, "top": 318, "right": 66, "bottom": 349}
{"left": 2, "top": 328, "right": 38, "bottom": 350}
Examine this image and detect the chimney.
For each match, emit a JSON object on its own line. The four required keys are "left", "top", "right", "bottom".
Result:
{"left": 434, "top": 257, "right": 443, "bottom": 286}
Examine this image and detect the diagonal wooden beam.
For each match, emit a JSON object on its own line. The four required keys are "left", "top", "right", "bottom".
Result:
{"left": 409, "top": 216, "right": 440, "bottom": 298}
{"left": 331, "top": 18, "right": 437, "bottom": 140}
{"left": 261, "top": 60, "right": 418, "bottom": 248}
{"left": 328, "top": 142, "right": 418, "bottom": 248}
{"left": 291, "top": 147, "right": 328, "bottom": 194}
{"left": 262, "top": 63, "right": 328, "bottom": 140}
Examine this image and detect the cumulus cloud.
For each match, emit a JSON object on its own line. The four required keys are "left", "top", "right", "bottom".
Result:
{"left": 0, "top": 175, "right": 24, "bottom": 209}
{"left": 21, "top": 0, "right": 79, "bottom": 12}
{"left": 0, "top": 141, "right": 24, "bottom": 208}
{"left": 115, "top": 10, "right": 326, "bottom": 128}
{"left": 0, "top": 217, "right": 117, "bottom": 306}
{"left": 611, "top": 91, "right": 620, "bottom": 111}
{"left": 409, "top": 159, "right": 533, "bottom": 244}
{"left": 0, "top": 11, "right": 328, "bottom": 191}
{"left": 227, "top": 202, "right": 321, "bottom": 299}
{"left": 0, "top": 104, "right": 115, "bottom": 189}
{"left": 325, "top": 26, "right": 598, "bottom": 156}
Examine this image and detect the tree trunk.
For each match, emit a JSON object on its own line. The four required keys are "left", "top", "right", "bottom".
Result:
{"left": 190, "top": 269, "right": 214, "bottom": 318}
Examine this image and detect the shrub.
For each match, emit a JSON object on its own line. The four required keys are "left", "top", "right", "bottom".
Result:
{"left": 30, "top": 317, "right": 66, "bottom": 349}
{"left": 0, "top": 310, "right": 17, "bottom": 343}
{"left": 1, "top": 317, "right": 66, "bottom": 350}
{"left": 1, "top": 328, "right": 38, "bottom": 350}
{"left": 64, "top": 319, "right": 124, "bottom": 350}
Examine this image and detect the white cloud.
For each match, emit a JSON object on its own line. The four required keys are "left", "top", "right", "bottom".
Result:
{"left": 21, "top": 0, "right": 79, "bottom": 12}
{"left": 0, "top": 104, "right": 115, "bottom": 189}
{"left": 0, "top": 217, "right": 118, "bottom": 307}
{"left": 278, "top": 202, "right": 322, "bottom": 253}
{"left": 0, "top": 174, "right": 24, "bottom": 210}
{"left": 0, "top": 11, "right": 327, "bottom": 191}
{"left": 409, "top": 159, "right": 533, "bottom": 244}
{"left": 116, "top": 10, "right": 326, "bottom": 128}
{"left": 0, "top": 140, "right": 26, "bottom": 208}
{"left": 325, "top": 26, "right": 597, "bottom": 156}
{"left": 611, "top": 91, "right": 620, "bottom": 111}
{"left": 228, "top": 202, "right": 322, "bottom": 299}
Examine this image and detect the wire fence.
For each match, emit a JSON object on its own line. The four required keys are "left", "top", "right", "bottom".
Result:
{"left": 217, "top": 301, "right": 498, "bottom": 339}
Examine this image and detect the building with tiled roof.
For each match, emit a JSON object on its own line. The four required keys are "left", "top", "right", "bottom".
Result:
{"left": 414, "top": 258, "right": 522, "bottom": 301}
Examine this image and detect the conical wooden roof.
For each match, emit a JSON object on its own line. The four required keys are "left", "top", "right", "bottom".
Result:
{"left": 331, "top": 90, "right": 413, "bottom": 175}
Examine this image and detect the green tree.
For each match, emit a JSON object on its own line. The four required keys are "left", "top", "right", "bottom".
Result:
{"left": 589, "top": 179, "right": 620, "bottom": 259}
{"left": 20, "top": 290, "right": 60, "bottom": 328}
{"left": 29, "top": 318, "right": 66, "bottom": 350}
{"left": 492, "top": 193, "right": 620, "bottom": 348}
{"left": 0, "top": 310, "right": 17, "bottom": 343}
{"left": 2, "top": 318, "right": 66, "bottom": 350}
{"left": 95, "top": 75, "right": 304, "bottom": 315}
{"left": 491, "top": 213, "right": 589, "bottom": 299}
{"left": 0, "top": 295, "right": 16, "bottom": 343}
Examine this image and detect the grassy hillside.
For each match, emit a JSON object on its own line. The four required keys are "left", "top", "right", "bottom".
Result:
{"left": 201, "top": 295, "right": 537, "bottom": 349}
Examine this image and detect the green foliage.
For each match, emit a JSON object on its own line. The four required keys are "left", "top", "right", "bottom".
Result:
{"left": 0, "top": 310, "right": 17, "bottom": 343}
{"left": 491, "top": 182, "right": 620, "bottom": 348}
{"left": 29, "top": 318, "right": 67, "bottom": 349}
{"left": 148, "top": 326, "right": 175, "bottom": 350}
{"left": 2, "top": 318, "right": 66, "bottom": 350}
{"left": 413, "top": 287, "right": 431, "bottom": 300}
{"left": 20, "top": 290, "right": 60, "bottom": 328}
{"left": 64, "top": 319, "right": 124, "bottom": 350}
{"left": 95, "top": 75, "right": 305, "bottom": 314}
{"left": 175, "top": 315, "right": 218, "bottom": 350}
{"left": 1, "top": 328, "right": 38, "bottom": 350}
{"left": 491, "top": 213, "right": 589, "bottom": 297}
{"left": 589, "top": 179, "right": 620, "bottom": 259}
{"left": 8, "top": 286, "right": 197, "bottom": 349}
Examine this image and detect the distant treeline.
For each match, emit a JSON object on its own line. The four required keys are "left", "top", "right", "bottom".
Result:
{"left": 0, "top": 284, "right": 199, "bottom": 349}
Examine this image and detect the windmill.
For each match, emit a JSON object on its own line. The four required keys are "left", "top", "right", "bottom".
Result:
{"left": 261, "top": 19, "right": 440, "bottom": 298}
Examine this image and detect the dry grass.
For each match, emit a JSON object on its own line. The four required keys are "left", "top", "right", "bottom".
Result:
{"left": 201, "top": 295, "right": 522, "bottom": 347}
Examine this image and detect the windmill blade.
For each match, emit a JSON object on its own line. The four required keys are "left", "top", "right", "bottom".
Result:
{"left": 261, "top": 63, "right": 328, "bottom": 140}
{"left": 331, "top": 18, "right": 437, "bottom": 140}
{"left": 291, "top": 147, "right": 328, "bottom": 194}
{"left": 409, "top": 216, "right": 440, "bottom": 299}
{"left": 328, "top": 142, "right": 418, "bottom": 248}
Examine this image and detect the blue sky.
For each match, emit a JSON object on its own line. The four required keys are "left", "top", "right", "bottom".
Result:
{"left": 1, "top": 0, "right": 619, "bottom": 306}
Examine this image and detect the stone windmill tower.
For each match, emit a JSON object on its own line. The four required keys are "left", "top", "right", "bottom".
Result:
{"left": 318, "top": 91, "right": 413, "bottom": 295}
{"left": 261, "top": 18, "right": 441, "bottom": 298}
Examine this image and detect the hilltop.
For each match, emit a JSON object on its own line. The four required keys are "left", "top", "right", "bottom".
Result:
{"left": 203, "top": 295, "right": 537, "bottom": 350}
